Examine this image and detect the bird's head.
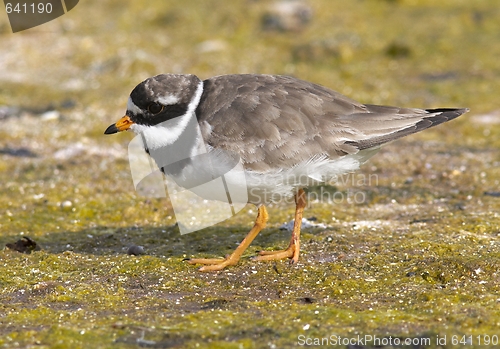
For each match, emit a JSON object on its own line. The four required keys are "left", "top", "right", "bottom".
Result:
{"left": 104, "top": 74, "right": 202, "bottom": 135}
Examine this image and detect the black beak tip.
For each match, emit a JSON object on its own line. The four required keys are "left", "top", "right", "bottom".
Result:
{"left": 104, "top": 124, "right": 119, "bottom": 135}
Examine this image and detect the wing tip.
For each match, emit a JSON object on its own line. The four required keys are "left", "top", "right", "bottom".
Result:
{"left": 425, "top": 107, "right": 469, "bottom": 119}
{"left": 419, "top": 107, "right": 469, "bottom": 129}
{"left": 345, "top": 107, "right": 469, "bottom": 150}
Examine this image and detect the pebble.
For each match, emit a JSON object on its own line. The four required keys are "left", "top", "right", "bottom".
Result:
{"left": 61, "top": 200, "right": 73, "bottom": 210}
{"left": 127, "top": 245, "right": 145, "bottom": 256}
{"left": 279, "top": 217, "right": 327, "bottom": 231}
{"left": 40, "top": 110, "right": 60, "bottom": 121}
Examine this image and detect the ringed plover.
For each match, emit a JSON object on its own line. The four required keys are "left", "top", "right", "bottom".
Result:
{"left": 105, "top": 74, "right": 468, "bottom": 271}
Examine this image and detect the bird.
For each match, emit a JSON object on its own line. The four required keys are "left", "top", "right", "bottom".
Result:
{"left": 104, "top": 73, "right": 468, "bottom": 272}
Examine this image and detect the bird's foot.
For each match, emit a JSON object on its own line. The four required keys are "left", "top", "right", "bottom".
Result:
{"left": 186, "top": 206, "right": 269, "bottom": 272}
{"left": 186, "top": 255, "right": 240, "bottom": 272}
{"left": 253, "top": 243, "right": 300, "bottom": 264}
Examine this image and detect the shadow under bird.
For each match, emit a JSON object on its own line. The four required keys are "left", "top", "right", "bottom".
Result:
{"left": 105, "top": 73, "right": 468, "bottom": 272}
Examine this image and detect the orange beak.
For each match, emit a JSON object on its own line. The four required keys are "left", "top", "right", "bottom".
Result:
{"left": 104, "top": 115, "right": 134, "bottom": 134}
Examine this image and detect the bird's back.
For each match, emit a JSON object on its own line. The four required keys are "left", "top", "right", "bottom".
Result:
{"left": 195, "top": 74, "right": 467, "bottom": 174}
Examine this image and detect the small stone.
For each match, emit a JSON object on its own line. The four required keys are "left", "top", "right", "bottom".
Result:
{"left": 127, "top": 245, "right": 145, "bottom": 256}
{"left": 33, "top": 193, "right": 45, "bottom": 200}
{"left": 61, "top": 200, "right": 73, "bottom": 210}
{"left": 262, "top": 0, "right": 312, "bottom": 32}
{"left": 40, "top": 110, "right": 60, "bottom": 121}
{"left": 6, "top": 236, "right": 40, "bottom": 254}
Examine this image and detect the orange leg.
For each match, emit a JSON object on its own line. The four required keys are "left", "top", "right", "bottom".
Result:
{"left": 254, "top": 188, "right": 306, "bottom": 264}
{"left": 187, "top": 205, "right": 268, "bottom": 272}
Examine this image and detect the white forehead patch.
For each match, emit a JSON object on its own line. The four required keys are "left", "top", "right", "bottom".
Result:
{"left": 127, "top": 97, "right": 143, "bottom": 115}
{"left": 157, "top": 95, "right": 180, "bottom": 106}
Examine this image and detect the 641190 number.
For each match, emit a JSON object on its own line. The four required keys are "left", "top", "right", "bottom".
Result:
{"left": 451, "top": 335, "right": 498, "bottom": 346}
{"left": 5, "top": 3, "right": 53, "bottom": 14}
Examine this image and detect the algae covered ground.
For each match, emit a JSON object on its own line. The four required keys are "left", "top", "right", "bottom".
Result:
{"left": 1, "top": 0, "right": 500, "bottom": 348}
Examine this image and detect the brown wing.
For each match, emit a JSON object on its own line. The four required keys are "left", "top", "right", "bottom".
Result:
{"left": 195, "top": 74, "right": 467, "bottom": 172}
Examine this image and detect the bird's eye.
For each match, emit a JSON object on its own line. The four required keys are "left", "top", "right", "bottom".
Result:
{"left": 148, "top": 102, "right": 164, "bottom": 114}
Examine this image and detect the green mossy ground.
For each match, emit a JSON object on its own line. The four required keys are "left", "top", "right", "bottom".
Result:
{"left": 1, "top": 0, "right": 499, "bottom": 348}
